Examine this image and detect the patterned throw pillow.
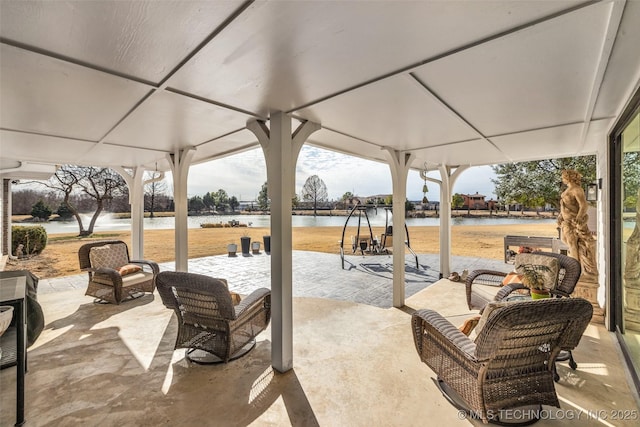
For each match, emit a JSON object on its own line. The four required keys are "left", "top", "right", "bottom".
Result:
{"left": 89, "top": 244, "right": 129, "bottom": 270}
{"left": 118, "top": 264, "right": 142, "bottom": 276}
{"left": 514, "top": 253, "right": 559, "bottom": 290}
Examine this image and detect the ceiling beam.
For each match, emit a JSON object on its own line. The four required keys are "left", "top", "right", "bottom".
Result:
{"left": 288, "top": 0, "right": 602, "bottom": 114}
{"left": 1, "top": 0, "right": 259, "bottom": 165}
{"left": 578, "top": 0, "right": 626, "bottom": 153}
{"left": 158, "top": 0, "right": 254, "bottom": 89}
{"left": 407, "top": 73, "right": 510, "bottom": 162}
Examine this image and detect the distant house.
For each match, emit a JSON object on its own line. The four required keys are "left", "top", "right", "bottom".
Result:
{"left": 462, "top": 192, "right": 487, "bottom": 209}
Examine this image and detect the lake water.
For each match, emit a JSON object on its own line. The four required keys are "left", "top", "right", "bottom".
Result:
{"left": 35, "top": 211, "right": 559, "bottom": 234}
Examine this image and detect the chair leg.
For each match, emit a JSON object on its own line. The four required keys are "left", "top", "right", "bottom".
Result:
{"left": 185, "top": 339, "right": 256, "bottom": 365}
{"left": 553, "top": 350, "right": 577, "bottom": 382}
{"left": 435, "top": 378, "right": 542, "bottom": 425}
{"left": 568, "top": 351, "right": 577, "bottom": 370}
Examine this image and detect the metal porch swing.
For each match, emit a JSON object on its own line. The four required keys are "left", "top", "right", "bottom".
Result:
{"left": 339, "top": 202, "right": 418, "bottom": 269}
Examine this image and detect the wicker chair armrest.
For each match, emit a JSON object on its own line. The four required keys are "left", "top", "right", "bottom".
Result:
{"left": 88, "top": 267, "right": 123, "bottom": 285}
{"left": 466, "top": 270, "right": 508, "bottom": 309}
{"left": 92, "top": 266, "right": 118, "bottom": 275}
{"left": 494, "top": 282, "right": 529, "bottom": 301}
{"left": 550, "top": 289, "right": 571, "bottom": 298}
{"left": 412, "top": 309, "right": 477, "bottom": 361}
{"left": 466, "top": 269, "right": 508, "bottom": 286}
{"left": 235, "top": 288, "right": 271, "bottom": 318}
{"left": 129, "top": 259, "right": 160, "bottom": 274}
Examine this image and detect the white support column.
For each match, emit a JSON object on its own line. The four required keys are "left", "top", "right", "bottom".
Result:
{"left": 438, "top": 166, "right": 452, "bottom": 278}
{"left": 248, "top": 112, "right": 320, "bottom": 373}
{"left": 1, "top": 179, "right": 12, "bottom": 257}
{"left": 115, "top": 167, "right": 145, "bottom": 260}
{"left": 167, "top": 148, "right": 196, "bottom": 272}
{"left": 436, "top": 165, "right": 469, "bottom": 278}
{"left": 383, "top": 148, "right": 414, "bottom": 308}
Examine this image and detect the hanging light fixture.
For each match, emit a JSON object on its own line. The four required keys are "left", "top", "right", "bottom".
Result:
{"left": 422, "top": 163, "right": 429, "bottom": 204}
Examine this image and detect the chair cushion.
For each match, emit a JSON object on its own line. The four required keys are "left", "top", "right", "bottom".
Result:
{"left": 121, "top": 271, "right": 153, "bottom": 287}
{"left": 472, "top": 283, "right": 503, "bottom": 307}
{"left": 514, "top": 253, "right": 559, "bottom": 290}
{"left": 118, "top": 264, "right": 142, "bottom": 276}
{"left": 230, "top": 291, "right": 242, "bottom": 305}
{"left": 501, "top": 272, "right": 522, "bottom": 286}
{"left": 93, "top": 270, "right": 153, "bottom": 286}
{"left": 475, "top": 301, "right": 511, "bottom": 336}
{"left": 89, "top": 244, "right": 129, "bottom": 270}
{"left": 214, "top": 278, "right": 241, "bottom": 305}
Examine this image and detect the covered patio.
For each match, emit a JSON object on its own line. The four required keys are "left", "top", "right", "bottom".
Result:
{"left": 1, "top": 0, "right": 640, "bottom": 424}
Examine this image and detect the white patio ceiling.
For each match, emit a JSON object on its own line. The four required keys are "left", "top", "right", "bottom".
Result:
{"left": 1, "top": 0, "right": 639, "bottom": 177}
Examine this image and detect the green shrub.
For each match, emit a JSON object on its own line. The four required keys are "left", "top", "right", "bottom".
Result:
{"left": 12, "top": 225, "right": 48, "bottom": 256}
{"left": 56, "top": 203, "right": 74, "bottom": 220}
{"left": 31, "top": 199, "right": 52, "bottom": 220}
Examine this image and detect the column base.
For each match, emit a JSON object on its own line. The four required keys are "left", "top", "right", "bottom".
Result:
{"left": 573, "top": 280, "right": 605, "bottom": 324}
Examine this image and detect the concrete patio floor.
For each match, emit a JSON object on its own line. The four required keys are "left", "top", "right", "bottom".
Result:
{"left": 35, "top": 251, "right": 511, "bottom": 307}
{"left": 1, "top": 252, "right": 639, "bottom": 426}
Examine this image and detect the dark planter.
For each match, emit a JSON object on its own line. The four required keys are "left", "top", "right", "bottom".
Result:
{"left": 240, "top": 236, "right": 251, "bottom": 255}
{"left": 263, "top": 235, "right": 271, "bottom": 254}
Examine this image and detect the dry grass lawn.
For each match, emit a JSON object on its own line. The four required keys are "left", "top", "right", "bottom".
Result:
{"left": 4, "top": 222, "right": 560, "bottom": 279}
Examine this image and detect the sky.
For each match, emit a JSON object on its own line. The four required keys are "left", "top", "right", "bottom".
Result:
{"left": 181, "top": 146, "right": 498, "bottom": 203}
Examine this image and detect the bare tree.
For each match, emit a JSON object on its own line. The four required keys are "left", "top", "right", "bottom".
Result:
{"left": 41, "top": 165, "right": 128, "bottom": 236}
{"left": 301, "top": 175, "right": 328, "bottom": 216}
{"left": 144, "top": 172, "right": 168, "bottom": 218}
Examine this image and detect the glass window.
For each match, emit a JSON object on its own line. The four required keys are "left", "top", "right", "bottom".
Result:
{"left": 620, "top": 109, "right": 640, "bottom": 376}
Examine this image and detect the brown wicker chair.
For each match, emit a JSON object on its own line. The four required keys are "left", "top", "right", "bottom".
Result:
{"left": 467, "top": 252, "right": 584, "bottom": 382}
{"left": 465, "top": 252, "right": 581, "bottom": 310}
{"left": 156, "top": 271, "right": 271, "bottom": 364}
{"left": 78, "top": 240, "right": 159, "bottom": 304}
{"left": 412, "top": 298, "right": 593, "bottom": 424}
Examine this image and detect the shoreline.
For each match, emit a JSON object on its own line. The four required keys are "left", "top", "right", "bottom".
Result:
{"left": 4, "top": 222, "right": 563, "bottom": 279}
{"left": 11, "top": 209, "right": 558, "bottom": 224}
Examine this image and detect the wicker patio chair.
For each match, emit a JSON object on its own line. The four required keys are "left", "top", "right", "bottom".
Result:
{"left": 156, "top": 271, "right": 271, "bottom": 364}
{"left": 466, "top": 252, "right": 583, "bottom": 382}
{"left": 78, "top": 240, "right": 159, "bottom": 304}
{"left": 412, "top": 297, "right": 593, "bottom": 424}
{"left": 465, "top": 252, "right": 581, "bottom": 310}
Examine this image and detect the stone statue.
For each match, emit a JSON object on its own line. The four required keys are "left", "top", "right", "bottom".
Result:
{"left": 624, "top": 188, "right": 640, "bottom": 287}
{"left": 557, "top": 169, "right": 598, "bottom": 282}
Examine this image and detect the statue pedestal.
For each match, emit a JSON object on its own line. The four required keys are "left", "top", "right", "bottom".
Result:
{"left": 623, "top": 286, "right": 640, "bottom": 332}
{"left": 573, "top": 280, "right": 605, "bottom": 324}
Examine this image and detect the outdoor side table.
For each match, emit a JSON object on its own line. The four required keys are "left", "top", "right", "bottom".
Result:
{"left": 0, "top": 275, "right": 27, "bottom": 426}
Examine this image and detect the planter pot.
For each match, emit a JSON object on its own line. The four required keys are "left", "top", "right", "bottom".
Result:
{"left": 240, "top": 236, "right": 251, "bottom": 255}
{"left": 263, "top": 236, "right": 271, "bottom": 254}
{"left": 251, "top": 241, "right": 261, "bottom": 254}
{"left": 227, "top": 243, "right": 237, "bottom": 257}
{"left": 530, "top": 289, "right": 551, "bottom": 299}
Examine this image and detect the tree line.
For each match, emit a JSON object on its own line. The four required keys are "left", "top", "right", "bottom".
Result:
{"left": 492, "top": 154, "right": 638, "bottom": 212}
{"left": 12, "top": 155, "right": 637, "bottom": 237}
{"left": 188, "top": 189, "right": 239, "bottom": 213}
